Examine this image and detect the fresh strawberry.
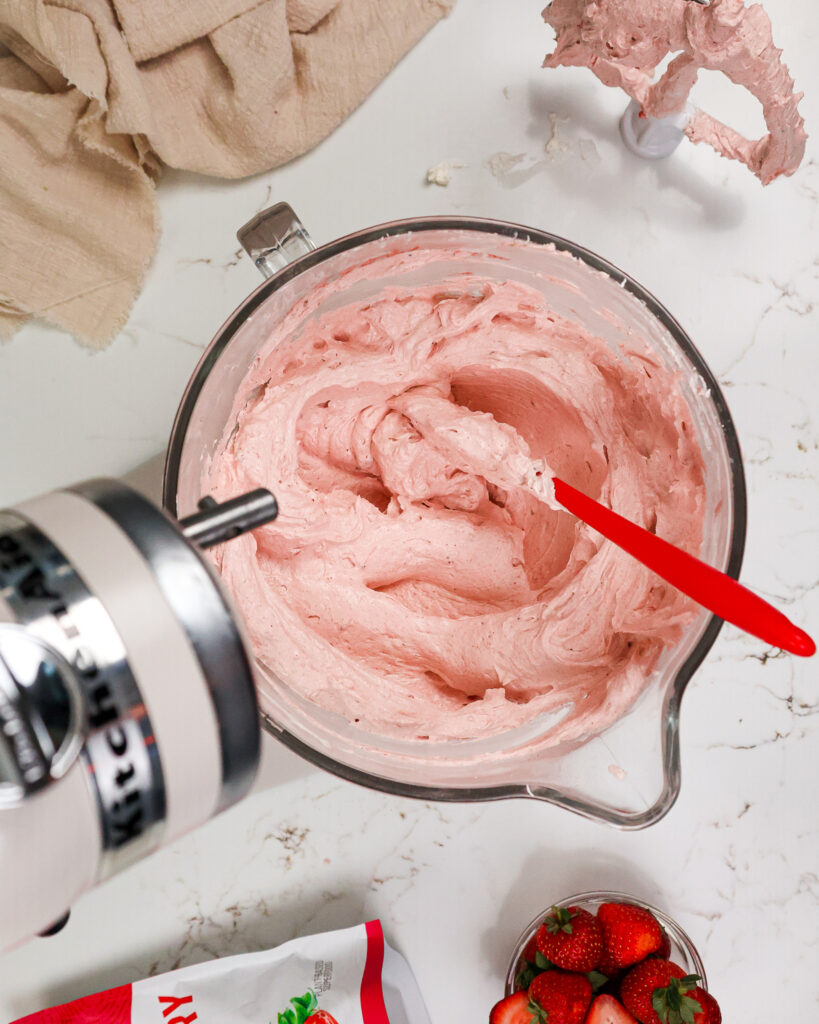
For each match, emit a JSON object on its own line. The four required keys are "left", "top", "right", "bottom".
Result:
{"left": 536, "top": 906, "right": 603, "bottom": 972}
{"left": 305, "top": 1014, "right": 338, "bottom": 1024}
{"left": 585, "top": 994, "right": 639, "bottom": 1024}
{"left": 516, "top": 931, "right": 554, "bottom": 991}
{"left": 690, "top": 989, "right": 721, "bottom": 1024}
{"left": 652, "top": 929, "right": 672, "bottom": 962}
{"left": 489, "top": 991, "right": 538, "bottom": 1024}
{"left": 620, "top": 959, "right": 702, "bottom": 1024}
{"left": 529, "top": 971, "right": 592, "bottom": 1024}
{"left": 597, "top": 903, "right": 664, "bottom": 973}
{"left": 522, "top": 932, "right": 540, "bottom": 962}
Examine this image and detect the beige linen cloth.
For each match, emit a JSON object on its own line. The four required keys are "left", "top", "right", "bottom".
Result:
{"left": 0, "top": 0, "right": 453, "bottom": 346}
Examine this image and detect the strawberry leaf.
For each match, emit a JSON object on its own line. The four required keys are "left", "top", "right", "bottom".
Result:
{"left": 653, "top": 985, "right": 675, "bottom": 1022}
{"left": 651, "top": 981, "right": 702, "bottom": 1024}
{"left": 288, "top": 991, "right": 318, "bottom": 1024}
{"left": 679, "top": 1002, "right": 701, "bottom": 1024}
{"left": 527, "top": 998, "right": 550, "bottom": 1024}
{"left": 545, "top": 906, "right": 575, "bottom": 935}
{"left": 534, "top": 952, "right": 553, "bottom": 970}
{"left": 516, "top": 964, "right": 538, "bottom": 989}
{"left": 681, "top": 995, "right": 703, "bottom": 1021}
{"left": 587, "top": 971, "right": 609, "bottom": 992}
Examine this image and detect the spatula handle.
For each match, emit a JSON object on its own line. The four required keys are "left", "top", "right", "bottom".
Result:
{"left": 553, "top": 477, "right": 815, "bottom": 657}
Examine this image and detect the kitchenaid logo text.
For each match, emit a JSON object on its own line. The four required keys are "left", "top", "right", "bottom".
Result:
{"left": 158, "top": 994, "right": 197, "bottom": 1024}
{"left": 0, "top": 523, "right": 153, "bottom": 847}
{"left": 93, "top": 722, "right": 147, "bottom": 847}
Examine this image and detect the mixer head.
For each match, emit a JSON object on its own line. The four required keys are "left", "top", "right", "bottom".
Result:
{"left": 0, "top": 480, "right": 277, "bottom": 949}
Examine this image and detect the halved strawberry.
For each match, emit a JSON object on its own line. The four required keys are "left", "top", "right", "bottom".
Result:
{"left": 489, "top": 991, "right": 538, "bottom": 1024}
{"left": 597, "top": 903, "right": 664, "bottom": 973}
{"left": 585, "top": 995, "right": 639, "bottom": 1024}
{"left": 536, "top": 906, "right": 603, "bottom": 972}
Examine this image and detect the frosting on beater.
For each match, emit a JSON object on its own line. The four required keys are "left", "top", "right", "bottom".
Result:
{"left": 543, "top": 0, "right": 807, "bottom": 183}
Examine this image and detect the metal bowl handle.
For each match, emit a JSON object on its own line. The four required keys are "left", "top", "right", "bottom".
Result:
{"left": 236, "top": 203, "right": 316, "bottom": 279}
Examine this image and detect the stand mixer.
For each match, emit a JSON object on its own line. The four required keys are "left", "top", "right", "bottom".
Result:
{"left": 0, "top": 479, "right": 278, "bottom": 952}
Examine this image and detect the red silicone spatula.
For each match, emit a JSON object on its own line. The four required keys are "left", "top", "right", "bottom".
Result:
{"left": 552, "top": 476, "right": 815, "bottom": 657}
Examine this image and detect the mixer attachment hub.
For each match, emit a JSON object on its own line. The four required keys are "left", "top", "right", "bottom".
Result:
{"left": 180, "top": 489, "right": 278, "bottom": 549}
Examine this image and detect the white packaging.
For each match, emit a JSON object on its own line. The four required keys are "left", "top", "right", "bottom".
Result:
{"left": 13, "top": 921, "right": 431, "bottom": 1024}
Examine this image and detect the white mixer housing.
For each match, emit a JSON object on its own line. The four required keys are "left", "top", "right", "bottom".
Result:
{"left": 0, "top": 480, "right": 277, "bottom": 951}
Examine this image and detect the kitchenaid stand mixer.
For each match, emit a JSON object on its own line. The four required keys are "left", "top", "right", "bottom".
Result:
{"left": 0, "top": 480, "right": 278, "bottom": 951}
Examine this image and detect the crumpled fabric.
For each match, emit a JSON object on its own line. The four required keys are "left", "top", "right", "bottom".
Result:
{"left": 0, "top": 0, "right": 453, "bottom": 346}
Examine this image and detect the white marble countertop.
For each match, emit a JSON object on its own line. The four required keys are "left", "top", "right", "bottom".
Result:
{"left": 1, "top": 0, "right": 817, "bottom": 1019}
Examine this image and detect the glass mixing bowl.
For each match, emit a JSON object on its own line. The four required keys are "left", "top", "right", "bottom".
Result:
{"left": 504, "top": 890, "right": 708, "bottom": 996}
{"left": 164, "top": 205, "right": 746, "bottom": 828}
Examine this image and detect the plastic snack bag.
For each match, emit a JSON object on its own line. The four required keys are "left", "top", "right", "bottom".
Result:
{"left": 13, "top": 920, "right": 431, "bottom": 1024}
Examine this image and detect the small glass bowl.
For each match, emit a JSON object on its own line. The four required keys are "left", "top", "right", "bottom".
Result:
{"left": 504, "top": 890, "right": 707, "bottom": 997}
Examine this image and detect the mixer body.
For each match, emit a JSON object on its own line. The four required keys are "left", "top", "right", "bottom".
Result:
{"left": 0, "top": 480, "right": 277, "bottom": 951}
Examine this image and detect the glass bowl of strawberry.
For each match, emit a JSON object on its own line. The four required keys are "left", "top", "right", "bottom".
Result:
{"left": 491, "top": 891, "right": 720, "bottom": 1024}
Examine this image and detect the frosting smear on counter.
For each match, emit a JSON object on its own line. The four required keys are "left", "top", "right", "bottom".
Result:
{"left": 207, "top": 255, "right": 706, "bottom": 744}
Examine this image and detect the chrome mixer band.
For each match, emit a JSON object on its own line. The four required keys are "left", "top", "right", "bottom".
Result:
{"left": 74, "top": 479, "right": 267, "bottom": 814}
{"left": 0, "top": 512, "right": 166, "bottom": 878}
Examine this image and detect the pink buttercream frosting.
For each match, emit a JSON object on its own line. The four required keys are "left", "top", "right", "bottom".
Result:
{"left": 205, "top": 252, "right": 706, "bottom": 743}
{"left": 543, "top": 0, "right": 807, "bottom": 184}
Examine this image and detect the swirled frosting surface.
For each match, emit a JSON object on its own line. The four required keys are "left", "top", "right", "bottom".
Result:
{"left": 206, "top": 251, "right": 706, "bottom": 744}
